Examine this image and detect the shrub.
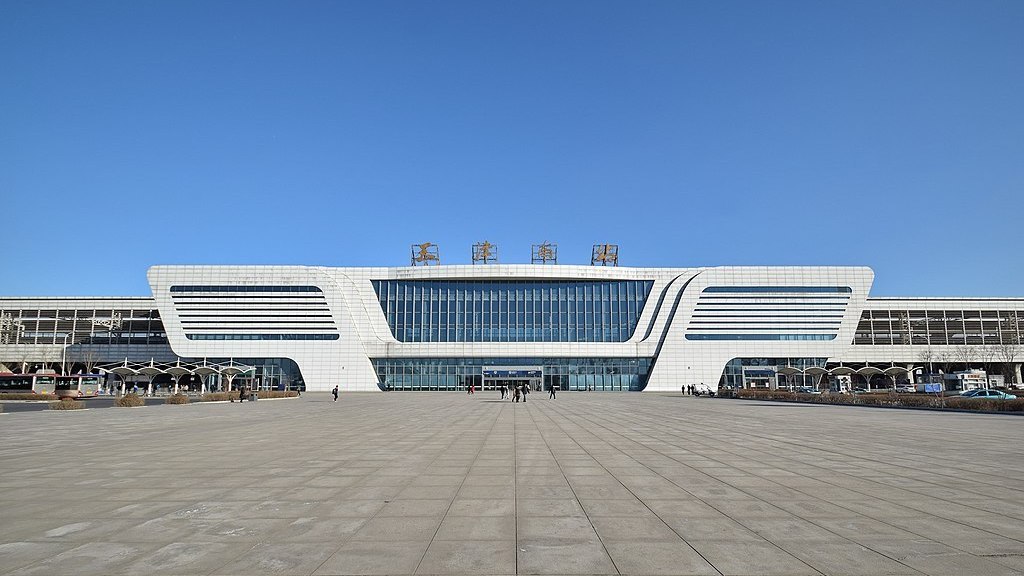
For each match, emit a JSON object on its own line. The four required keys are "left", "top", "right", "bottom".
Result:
{"left": 115, "top": 393, "right": 145, "bottom": 407}
{"left": 165, "top": 394, "right": 190, "bottom": 405}
{"left": 49, "top": 398, "right": 85, "bottom": 410}
{"left": 733, "top": 388, "right": 1024, "bottom": 412}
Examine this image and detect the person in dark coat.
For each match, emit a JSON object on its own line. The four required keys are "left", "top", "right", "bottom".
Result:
{"left": 239, "top": 386, "right": 245, "bottom": 402}
{"left": 549, "top": 383, "right": 557, "bottom": 399}
{"left": 332, "top": 385, "right": 339, "bottom": 402}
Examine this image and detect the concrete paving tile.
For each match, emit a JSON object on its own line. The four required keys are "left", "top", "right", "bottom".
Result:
{"left": 192, "top": 518, "right": 292, "bottom": 543}
{"left": 350, "top": 515, "right": 442, "bottom": 541}
{"left": 896, "top": 552, "right": 1023, "bottom": 576}
{"left": 457, "top": 483, "right": 515, "bottom": 499}
{"left": 4, "top": 393, "right": 1024, "bottom": 576}
{"left": 313, "top": 539, "right": 429, "bottom": 575}
{"left": 236, "top": 499, "right": 328, "bottom": 519}
{"left": 518, "top": 484, "right": 576, "bottom": 498}
{"left": 321, "top": 499, "right": 387, "bottom": 517}
{"left": 517, "top": 538, "right": 616, "bottom": 575}
{"left": 278, "top": 516, "right": 369, "bottom": 543}
{"left": 434, "top": 514, "right": 516, "bottom": 541}
{"left": 570, "top": 485, "right": 636, "bottom": 499}
{"left": 7, "top": 541, "right": 160, "bottom": 576}
{"left": 643, "top": 498, "right": 726, "bottom": 518}
{"left": 517, "top": 498, "right": 586, "bottom": 517}
{"left": 212, "top": 542, "right": 337, "bottom": 575}
{"left": 578, "top": 497, "right": 653, "bottom": 517}
{"left": 376, "top": 498, "right": 451, "bottom": 517}
{"left": 985, "top": 553, "right": 1024, "bottom": 572}
{"left": 814, "top": 516, "right": 926, "bottom": 541}
{"left": 741, "top": 516, "right": 847, "bottom": 541}
{"left": 120, "top": 542, "right": 252, "bottom": 575}
{"left": 416, "top": 540, "right": 516, "bottom": 574}
{"left": 29, "top": 518, "right": 138, "bottom": 542}
{"left": 661, "top": 515, "right": 765, "bottom": 541}
{"left": 123, "top": 516, "right": 223, "bottom": 542}
{"left": 689, "top": 538, "right": 819, "bottom": 575}
{"left": 0, "top": 542, "right": 67, "bottom": 574}
{"left": 604, "top": 540, "right": 718, "bottom": 575}
{"left": 397, "top": 484, "right": 461, "bottom": 500}
{"left": 591, "top": 516, "right": 682, "bottom": 541}
{"left": 517, "top": 516, "right": 601, "bottom": 541}
{"left": 776, "top": 540, "right": 924, "bottom": 575}
{"left": 447, "top": 498, "right": 515, "bottom": 516}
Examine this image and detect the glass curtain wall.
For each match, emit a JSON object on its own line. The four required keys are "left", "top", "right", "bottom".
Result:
{"left": 371, "top": 280, "right": 653, "bottom": 343}
{"left": 372, "top": 357, "right": 653, "bottom": 392}
{"left": 720, "top": 357, "right": 827, "bottom": 389}
{"left": 854, "top": 310, "right": 1023, "bottom": 346}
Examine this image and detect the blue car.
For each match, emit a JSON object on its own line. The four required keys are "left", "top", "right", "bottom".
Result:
{"left": 959, "top": 389, "right": 1017, "bottom": 400}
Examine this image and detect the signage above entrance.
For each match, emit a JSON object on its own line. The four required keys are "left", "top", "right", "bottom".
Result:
{"left": 483, "top": 369, "right": 542, "bottom": 378}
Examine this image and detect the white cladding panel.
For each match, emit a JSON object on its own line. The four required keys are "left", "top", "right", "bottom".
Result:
{"left": 147, "top": 265, "right": 876, "bottom": 391}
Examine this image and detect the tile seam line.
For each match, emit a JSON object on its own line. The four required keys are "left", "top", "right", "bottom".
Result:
{"left": 554, "top": 400, "right": 964, "bottom": 574}
{"left": 305, "top": 400, "right": 476, "bottom": 576}
{"left": 543, "top": 399, "right": 766, "bottom": 576}
{"left": 521, "top": 401, "right": 625, "bottom": 576}
{"left": 619, "top": 402, "right": 1024, "bottom": 535}
{"left": 626, "top": 401, "right": 1024, "bottom": 522}
{"left": 411, "top": 400, "right": 504, "bottom": 575}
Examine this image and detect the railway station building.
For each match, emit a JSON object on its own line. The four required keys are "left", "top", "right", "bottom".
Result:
{"left": 1, "top": 264, "right": 1022, "bottom": 393}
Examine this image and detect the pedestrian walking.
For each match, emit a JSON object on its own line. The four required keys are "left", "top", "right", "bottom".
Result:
{"left": 513, "top": 385, "right": 520, "bottom": 403}
{"left": 522, "top": 383, "right": 529, "bottom": 403}
{"left": 332, "top": 385, "right": 339, "bottom": 402}
{"left": 499, "top": 385, "right": 506, "bottom": 399}
{"left": 239, "top": 386, "right": 246, "bottom": 403}
{"left": 549, "top": 384, "right": 556, "bottom": 399}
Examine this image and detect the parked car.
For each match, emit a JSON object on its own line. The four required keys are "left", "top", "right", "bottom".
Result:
{"left": 794, "top": 386, "right": 821, "bottom": 395}
{"left": 959, "top": 389, "right": 1017, "bottom": 400}
{"left": 895, "top": 385, "right": 916, "bottom": 393}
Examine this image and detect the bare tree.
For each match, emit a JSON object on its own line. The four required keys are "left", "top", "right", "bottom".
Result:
{"left": 918, "top": 347, "right": 936, "bottom": 382}
{"left": 40, "top": 344, "right": 65, "bottom": 373}
{"left": 997, "top": 339, "right": 1020, "bottom": 387}
{"left": 952, "top": 345, "right": 977, "bottom": 370}
{"left": 978, "top": 345, "right": 997, "bottom": 374}
{"left": 82, "top": 349, "right": 99, "bottom": 375}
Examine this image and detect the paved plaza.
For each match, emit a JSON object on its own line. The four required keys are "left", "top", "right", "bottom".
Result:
{"left": 0, "top": 393, "right": 1022, "bottom": 576}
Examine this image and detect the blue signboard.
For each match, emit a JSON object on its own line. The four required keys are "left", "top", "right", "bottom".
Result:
{"left": 483, "top": 370, "right": 542, "bottom": 378}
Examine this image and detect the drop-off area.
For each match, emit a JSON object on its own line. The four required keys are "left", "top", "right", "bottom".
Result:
{"left": 0, "top": 393, "right": 1022, "bottom": 575}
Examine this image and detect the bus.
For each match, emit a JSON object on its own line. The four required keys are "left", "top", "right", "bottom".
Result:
{"left": 0, "top": 373, "right": 103, "bottom": 395}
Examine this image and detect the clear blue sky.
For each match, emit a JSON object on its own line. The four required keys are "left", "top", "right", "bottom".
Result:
{"left": 2, "top": 1, "right": 1022, "bottom": 297}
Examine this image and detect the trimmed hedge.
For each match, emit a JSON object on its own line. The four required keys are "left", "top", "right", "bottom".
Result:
{"left": 165, "top": 394, "right": 190, "bottom": 405}
{"left": 49, "top": 398, "right": 85, "bottom": 410}
{"left": 115, "top": 393, "right": 145, "bottom": 407}
{"left": 734, "top": 389, "right": 1024, "bottom": 412}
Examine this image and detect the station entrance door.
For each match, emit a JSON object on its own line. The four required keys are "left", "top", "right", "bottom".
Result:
{"left": 482, "top": 367, "right": 543, "bottom": 392}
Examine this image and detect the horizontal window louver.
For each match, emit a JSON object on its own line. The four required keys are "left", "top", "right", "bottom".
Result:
{"left": 686, "top": 286, "right": 850, "bottom": 341}
{"left": 170, "top": 285, "right": 338, "bottom": 341}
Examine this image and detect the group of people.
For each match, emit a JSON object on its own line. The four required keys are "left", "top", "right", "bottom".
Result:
{"left": 496, "top": 382, "right": 556, "bottom": 401}
{"left": 682, "top": 383, "right": 711, "bottom": 396}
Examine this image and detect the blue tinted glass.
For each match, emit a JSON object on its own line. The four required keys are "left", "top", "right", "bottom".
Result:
{"left": 371, "top": 280, "right": 653, "bottom": 343}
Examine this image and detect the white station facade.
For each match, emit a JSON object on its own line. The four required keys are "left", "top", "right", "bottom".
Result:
{"left": 2, "top": 264, "right": 1023, "bottom": 393}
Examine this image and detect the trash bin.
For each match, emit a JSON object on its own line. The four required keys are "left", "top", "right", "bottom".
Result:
{"left": 249, "top": 392, "right": 258, "bottom": 401}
